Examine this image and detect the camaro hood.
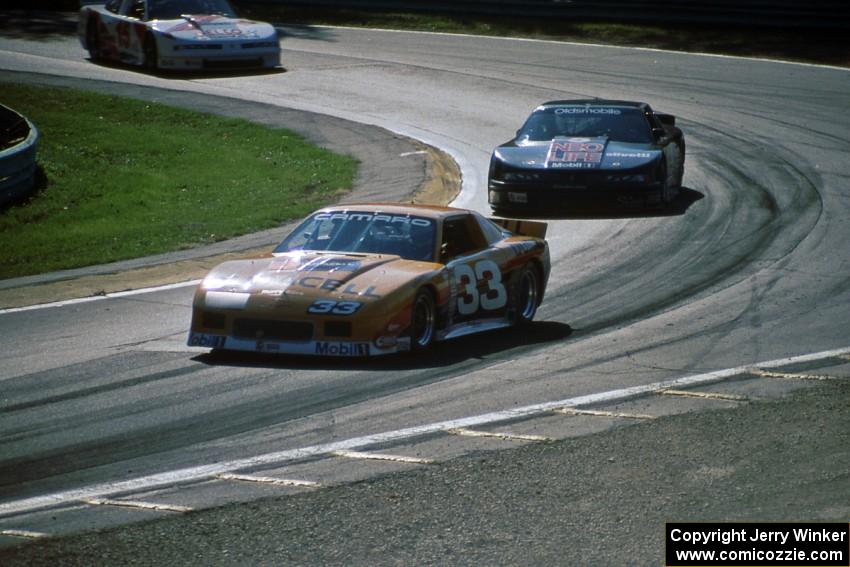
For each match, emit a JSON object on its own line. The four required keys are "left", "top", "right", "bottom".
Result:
{"left": 200, "top": 252, "right": 431, "bottom": 303}
{"left": 495, "top": 137, "right": 660, "bottom": 171}
{"left": 155, "top": 15, "right": 276, "bottom": 40}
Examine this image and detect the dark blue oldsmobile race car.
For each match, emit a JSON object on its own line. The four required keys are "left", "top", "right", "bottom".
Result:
{"left": 488, "top": 100, "right": 685, "bottom": 212}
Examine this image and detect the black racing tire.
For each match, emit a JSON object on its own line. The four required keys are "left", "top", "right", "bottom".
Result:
{"left": 658, "top": 160, "right": 679, "bottom": 207}
{"left": 86, "top": 19, "right": 101, "bottom": 61}
{"left": 409, "top": 288, "right": 437, "bottom": 351}
{"left": 143, "top": 34, "right": 158, "bottom": 71}
{"left": 676, "top": 141, "right": 686, "bottom": 188}
{"left": 513, "top": 263, "right": 541, "bottom": 327}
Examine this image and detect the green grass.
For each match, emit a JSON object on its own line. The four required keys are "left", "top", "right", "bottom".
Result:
{"left": 0, "top": 83, "right": 357, "bottom": 279}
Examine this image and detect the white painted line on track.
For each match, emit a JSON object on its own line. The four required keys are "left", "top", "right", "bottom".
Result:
{"left": 217, "top": 473, "right": 320, "bottom": 488}
{"left": 752, "top": 369, "right": 839, "bottom": 381}
{"left": 658, "top": 389, "right": 749, "bottom": 402}
{"left": 448, "top": 428, "right": 552, "bottom": 442}
{"left": 332, "top": 450, "right": 434, "bottom": 465}
{"left": 1, "top": 345, "right": 848, "bottom": 518}
{"left": 554, "top": 408, "right": 657, "bottom": 420}
{"left": 0, "top": 529, "right": 50, "bottom": 539}
{"left": 0, "top": 279, "right": 201, "bottom": 315}
{"left": 82, "top": 498, "right": 192, "bottom": 513}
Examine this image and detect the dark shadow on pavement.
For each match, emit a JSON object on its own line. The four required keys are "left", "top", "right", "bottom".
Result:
{"left": 81, "top": 56, "right": 288, "bottom": 79}
{"left": 277, "top": 24, "right": 339, "bottom": 42}
{"left": 494, "top": 187, "right": 704, "bottom": 221}
{"left": 193, "top": 321, "right": 573, "bottom": 371}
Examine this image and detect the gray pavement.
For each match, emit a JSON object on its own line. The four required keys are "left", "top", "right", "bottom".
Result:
{"left": 1, "top": 362, "right": 847, "bottom": 565}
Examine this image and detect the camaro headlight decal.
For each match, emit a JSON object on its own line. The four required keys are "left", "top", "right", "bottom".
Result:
{"left": 204, "top": 291, "right": 250, "bottom": 309}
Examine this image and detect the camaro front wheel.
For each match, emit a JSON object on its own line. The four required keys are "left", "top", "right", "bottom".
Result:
{"left": 410, "top": 289, "right": 436, "bottom": 351}
{"left": 514, "top": 264, "right": 540, "bottom": 326}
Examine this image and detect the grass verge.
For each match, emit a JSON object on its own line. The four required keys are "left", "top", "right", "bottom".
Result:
{"left": 0, "top": 83, "right": 357, "bottom": 280}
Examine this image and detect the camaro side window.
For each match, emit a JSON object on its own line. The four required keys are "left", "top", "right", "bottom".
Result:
{"left": 441, "top": 216, "right": 486, "bottom": 262}
{"left": 475, "top": 214, "right": 509, "bottom": 245}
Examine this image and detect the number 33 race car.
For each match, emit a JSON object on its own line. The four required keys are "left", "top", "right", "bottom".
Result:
{"left": 188, "top": 204, "right": 551, "bottom": 357}
{"left": 78, "top": 0, "right": 280, "bottom": 71}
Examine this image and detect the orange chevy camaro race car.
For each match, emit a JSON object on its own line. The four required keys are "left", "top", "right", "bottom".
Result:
{"left": 188, "top": 203, "right": 550, "bottom": 356}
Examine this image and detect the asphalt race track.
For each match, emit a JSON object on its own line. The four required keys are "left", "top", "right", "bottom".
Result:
{"left": 1, "top": 19, "right": 849, "bottom": 562}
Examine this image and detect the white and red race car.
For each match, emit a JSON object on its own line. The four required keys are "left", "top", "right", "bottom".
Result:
{"left": 78, "top": 0, "right": 280, "bottom": 71}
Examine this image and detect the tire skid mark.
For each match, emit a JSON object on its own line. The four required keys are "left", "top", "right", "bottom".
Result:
{"left": 2, "top": 345, "right": 846, "bottom": 520}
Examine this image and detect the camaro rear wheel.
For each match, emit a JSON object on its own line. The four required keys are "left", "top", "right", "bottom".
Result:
{"left": 410, "top": 289, "right": 436, "bottom": 350}
{"left": 514, "top": 264, "right": 540, "bottom": 326}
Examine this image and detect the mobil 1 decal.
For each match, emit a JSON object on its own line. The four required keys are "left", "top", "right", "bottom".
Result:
{"left": 546, "top": 137, "right": 606, "bottom": 169}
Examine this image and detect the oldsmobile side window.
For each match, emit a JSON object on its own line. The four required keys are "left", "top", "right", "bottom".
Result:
{"left": 645, "top": 109, "right": 667, "bottom": 139}
{"left": 440, "top": 215, "right": 487, "bottom": 262}
{"left": 105, "top": 0, "right": 121, "bottom": 13}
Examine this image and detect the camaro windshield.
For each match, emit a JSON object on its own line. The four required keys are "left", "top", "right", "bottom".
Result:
{"left": 274, "top": 211, "right": 437, "bottom": 261}
{"left": 148, "top": 0, "right": 237, "bottom": 19}
{"left": 517, "top": 106, "right": 653, "bottom": 144}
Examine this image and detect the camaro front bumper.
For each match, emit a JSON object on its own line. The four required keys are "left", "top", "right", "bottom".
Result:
{"left": 187, "top": 332, "right": 409, "bottom": 357}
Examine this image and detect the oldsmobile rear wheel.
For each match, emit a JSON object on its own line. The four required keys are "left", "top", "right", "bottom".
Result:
{"left": 659, "top": 161, "right": 679, "bottom": 206}
{"left": 514, "top": 263, "right": 540, "bottom": 327}
{"left": 410, "top": 289, "right": 436, "bottom": 351}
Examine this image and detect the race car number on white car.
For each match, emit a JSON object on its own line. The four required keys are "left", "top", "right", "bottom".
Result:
{"left": 78, "top": 0, "right": 281, "bottom": 71}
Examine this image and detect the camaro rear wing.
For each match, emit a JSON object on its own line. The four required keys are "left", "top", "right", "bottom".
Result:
{"left": 490, "top": 218, "right": 547, "bottom": 239}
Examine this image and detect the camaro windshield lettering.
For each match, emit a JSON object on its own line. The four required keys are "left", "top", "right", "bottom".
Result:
{"left": 314, "top": 212, "right": 433, "bottom": 228}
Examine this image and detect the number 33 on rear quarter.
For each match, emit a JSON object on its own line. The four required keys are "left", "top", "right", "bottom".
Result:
{"left": 454, "top": 260, "right": 508, "bottom": 315}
